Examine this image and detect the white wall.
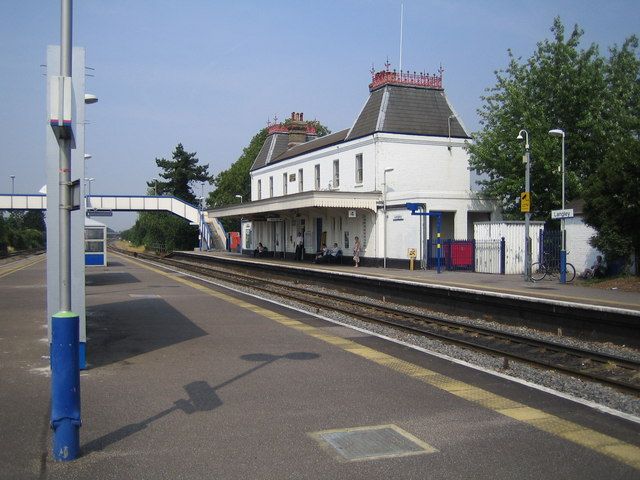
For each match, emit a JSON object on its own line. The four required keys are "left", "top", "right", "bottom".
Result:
{"left": 251, "top": 133, "right": 472, "bottom": 200}
{"left": 565, "top": 217, "right": 601, "bottom": 272}
{"left": 249, "top": 131, "right": 499, "bottom": 260}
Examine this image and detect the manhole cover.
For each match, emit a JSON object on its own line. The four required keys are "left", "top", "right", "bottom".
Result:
{"left": 310, "top": 424, "right": 437, "bottom": 462}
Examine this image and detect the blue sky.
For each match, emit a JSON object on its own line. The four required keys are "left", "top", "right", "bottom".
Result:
{"left": 1, "top": 1, "right": 638, "bottom": 230}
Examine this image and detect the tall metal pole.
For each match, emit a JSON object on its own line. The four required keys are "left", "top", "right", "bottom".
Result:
{"left": 199, "top": 182, "right": 205, "bottom": 252}
{"left": 525, "top": 146, "right": 531, "bottom": 282}
{"left": 51, "top": 0, "right": 81, "bottom": 462}
{"left": 59, "top": 0, "right": 72, "bottom": 311}
{"left": 10, "top": 175, "right": 15, "bottom": 209}
{"left": 518, "top": 129, "right": 532, "bottom": 282}
{"left": 550, "top": 129, "right": 567, "bottom": 283}
{"left": 560, "top": 132, "right": 566, "bottom": 284}
{"left": 399, "top": 3, "right": 404, "bottom": 73}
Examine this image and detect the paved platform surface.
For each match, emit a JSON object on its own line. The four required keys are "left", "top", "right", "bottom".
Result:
{"left": 1, "top": 254, "right": 639, "bottom": 479}
{"left": 187, "top": 251, "right": 640, "bottom": 312}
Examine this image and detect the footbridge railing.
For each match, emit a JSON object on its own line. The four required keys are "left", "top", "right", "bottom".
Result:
{"left": 0, "top": 193, "right": 224, "bottom": 251}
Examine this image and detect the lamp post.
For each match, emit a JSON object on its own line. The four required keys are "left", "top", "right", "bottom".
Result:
{"left": 549, "top": 128, "right": 567, "bottom": 283}
{"left": 517, "top": 129, "right": 532, "bottom": 282}
{"left": 235, "top": 194, "right": 243, "bottom": 203}
{"left": 447, "top": 115, "right": 455, "bottom": 151}
{"left": 10, "top": 175, "right": 15, "bottom": 209}
{"left": 84, "top": 177, "right": 94, "bottom": 211}
{"left": 383, "top": 167, "right": 394, "bottom": 268}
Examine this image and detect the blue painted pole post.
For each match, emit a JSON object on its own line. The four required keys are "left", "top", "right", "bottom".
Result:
{"left": 560, "top": 246, "right": 567, "bottom": 284}
{"left": 51, "top": 311, "right": 81, "bottom": 461}
{"left": 500, "top": 237, "right": 506, "bottom": 275}
{"left": 436, "top": 214, "right": 442, "bottom": 274}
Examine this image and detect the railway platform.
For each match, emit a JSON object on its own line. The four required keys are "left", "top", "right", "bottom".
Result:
{"left": 1, "top": 253, "right": 639, "bottom": 479}
{"left": 181, "top": 250, "right": 640, "bottom": 313}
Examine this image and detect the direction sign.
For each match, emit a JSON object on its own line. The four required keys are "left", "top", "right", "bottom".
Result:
{"left": 87, "top": 210, "right": 113, "bottom": 217}
{"left": 551, "top": 208, "right": 574, "bottom": 219}
{"left": 520, "top": 192, "right": 531, "bottom": 213}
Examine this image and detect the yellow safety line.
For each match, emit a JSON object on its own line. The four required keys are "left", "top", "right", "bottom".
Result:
{"left": 116, "top": 253, "right": 640, "bottom": 470}
{"left": 0, "top": 256, "right": 45, "bottom": 279}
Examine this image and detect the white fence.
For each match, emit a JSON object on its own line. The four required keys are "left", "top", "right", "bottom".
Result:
{"left": 474, "top": 221, "right": 544, "bottom": 274}
{"left": 475, "top": 239, "right": 502, "bottom": 274}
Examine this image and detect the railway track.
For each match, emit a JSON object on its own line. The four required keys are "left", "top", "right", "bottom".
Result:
{"left": 113, "top": 248, "right": 640, "bottom": 395}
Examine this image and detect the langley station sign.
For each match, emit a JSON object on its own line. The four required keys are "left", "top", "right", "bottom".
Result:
{"left": 551, "top": 209, "right": 574, "bottom": 219}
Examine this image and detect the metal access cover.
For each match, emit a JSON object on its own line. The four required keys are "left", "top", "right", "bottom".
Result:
{"left": 310, "top": 424, "right": 437, "bottom": 462}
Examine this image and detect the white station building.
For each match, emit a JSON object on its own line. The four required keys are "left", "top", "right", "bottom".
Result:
{"left": 207, "top": 68, "right": 501, "bottom": 266}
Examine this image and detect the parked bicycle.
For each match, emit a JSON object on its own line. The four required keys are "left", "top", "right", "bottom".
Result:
{"left": 531, "top": 253, "right": 575, "bottom": 282}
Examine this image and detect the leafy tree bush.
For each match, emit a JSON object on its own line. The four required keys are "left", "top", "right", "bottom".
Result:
{"left": 122, "top": 143, "right": 211, "bottom": 251}
{"left": 468, "top": 17, "right": 639, "bottom": 271}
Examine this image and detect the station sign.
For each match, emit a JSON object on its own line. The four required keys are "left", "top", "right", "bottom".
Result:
{"left": 87, "top": 210, "right": 113, "bottom": 217}
{"left": 520, "top": 192, "right": 531, "bottom": 213}
{"left": 70, "top": 179, "right": 81, "bottom": 211}
{"left": 551, "top": 209, "right": 574, "bottom": 219}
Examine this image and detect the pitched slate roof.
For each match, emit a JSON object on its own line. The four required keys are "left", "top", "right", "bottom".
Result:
{"left": 345, "top": 84, "right": 469, "bottom": 141}
{"left": 250, "top": 70, "right": 469, "bottom": 172}
{"left": 250, "top": 133, "right": 289, "bottom": 171}
{"left": 250, "top": 129, "right": 349, "bottom": 172}
{"left": 273, "top": 129, "right": 349, "bottom": 162}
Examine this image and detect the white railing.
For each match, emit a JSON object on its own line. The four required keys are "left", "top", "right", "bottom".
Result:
{"left": 1, "top": 193, "right": 226, "bottom": 252}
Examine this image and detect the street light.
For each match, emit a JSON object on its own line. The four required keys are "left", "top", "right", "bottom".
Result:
{"left": 84, "top": 178, "right": 94, "bottom": 211}
{"left": 447, "top": 115, "right": 455, "bottom": 151}
{"left": 235, "top": 194, "right": 243, "bottom": 203}
{"left": 153, "top": 178, "right": 159, "bottom": 196}
{"left": 10, "top": 175, "right": 15, "bottom": 209}
{"left": 517, "top": 129, "right": 532, "bottom": 282}
{"left": 383, "top": 167, "right": 394, "bottom": 268}
{"left": 549, "top": 128, "right": 567, "bottom": 283}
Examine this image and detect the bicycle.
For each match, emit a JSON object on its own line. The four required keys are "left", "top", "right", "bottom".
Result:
{"left": 531, "top": 254, "right": 575, "bottom": 282}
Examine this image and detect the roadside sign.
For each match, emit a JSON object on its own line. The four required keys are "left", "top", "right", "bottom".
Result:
{"left": 551, "top": 208, "right": 574, "bottom": 219}
{"left": 87, "top": 210, "right": 113, "bottom": 217}
{"left": 520, "top": 192, "right": 531, "bottom": 213}
{"left": 407, "top": 248, "right": 417, "bottom": 258}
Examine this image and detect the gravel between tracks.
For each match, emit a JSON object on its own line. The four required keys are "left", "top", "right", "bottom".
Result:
{"left": 159, "top": 259, "right": 640, "bottom": 419}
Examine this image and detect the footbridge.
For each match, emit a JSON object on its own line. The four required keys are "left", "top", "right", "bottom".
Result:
{"left": 0, "top": 193, "right": 226, "bottom": 250}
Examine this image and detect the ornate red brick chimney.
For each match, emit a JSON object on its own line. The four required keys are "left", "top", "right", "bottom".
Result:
{"left": 287, "top": 112, "right": 307, "bottom": 147}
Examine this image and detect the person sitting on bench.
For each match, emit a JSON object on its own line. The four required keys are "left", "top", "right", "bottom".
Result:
{"left": 253, "top": 242, "right": 268, "bottom": 258}
{"left": 314, "top": 243, "right": 328, "bottom": 262}
{"left": 327, "top": 243, "right": 342, "bottom": 263}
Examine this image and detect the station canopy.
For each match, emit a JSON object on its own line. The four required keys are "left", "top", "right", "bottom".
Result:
{"left": 207, "top": 190, "right": 381, "bottom": 221}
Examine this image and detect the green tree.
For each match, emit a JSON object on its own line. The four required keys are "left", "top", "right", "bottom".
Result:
{"left": 582, "top": 36, "right": 640, "bottom": 271}
{"left": 0, "top": 211, "right": 46, "bottom": 252}
{"left": 468, "top": 18, "right": 639, "bottom": 270}
{"left": 149, "top": 143, "right": 211, "bottom": 204}
{"left": 124, "top": 143, "right": 212, "bottom": 251}
{"left": 468, "top": 18, "right": 614, "bottom": 219}
{"left": 208, "top": 121, "right": 330, "bottom": 231}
